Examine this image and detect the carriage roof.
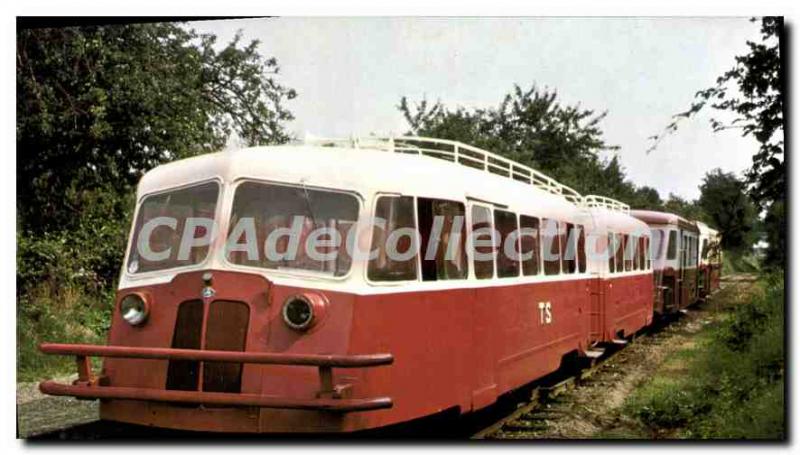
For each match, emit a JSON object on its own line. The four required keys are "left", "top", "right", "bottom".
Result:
{"left": 138, "top": 137, "right": 646, "bottom": 229}
{"left": 695, "top": 221, "right": 720, "bottom": 238}
{"left": 138, "top": 140, "right": 581, "bottom": 218}
{"left": 630, "top": 209, "right": 699, "bottom": 233}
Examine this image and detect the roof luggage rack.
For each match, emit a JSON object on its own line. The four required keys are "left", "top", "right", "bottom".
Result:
{"left": 582, "top": 194, "right": 630, "bottom": 214}
{"left": 304, "top": 135, "right": 583, "bottom": 204}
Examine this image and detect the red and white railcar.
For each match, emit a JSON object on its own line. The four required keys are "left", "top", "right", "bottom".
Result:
{"left": 39, "top": 137, "right": 654, "bottom": 433}
{"left": 630, "top": 210, "right": 700, "bottom": 313}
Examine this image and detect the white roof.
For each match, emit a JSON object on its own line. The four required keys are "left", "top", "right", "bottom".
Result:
{"left": 137, "top": 145, "right": 582, "bottom": 220}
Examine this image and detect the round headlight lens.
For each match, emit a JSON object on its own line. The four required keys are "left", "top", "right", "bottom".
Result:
{"left": 120, "top": 294, "right": 149, "bottom": 326}
{"left": 282, "top": 296, "right": 314, "bottom": 330}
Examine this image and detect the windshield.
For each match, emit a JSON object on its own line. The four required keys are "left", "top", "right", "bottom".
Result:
{"left": 227, "top": 181, "right": 360, "bottom": 277}
{"left": 127, "top": 181, "right": 220, "bottom": 274}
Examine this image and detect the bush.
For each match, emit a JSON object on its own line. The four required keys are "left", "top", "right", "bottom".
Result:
{"left": 17, "top": 187, "right": 130, "bottom": 381}
{"left": 624, "top": 273, "right": 785, "bottom": 439}
{"left": 625, "top": 379, "right": 705, "bottom": 429}
{"left": 722, "top": 250, "right": 761, "bottom": 275}
{"left": 17, "top": 283, "right": 112, "bottom": 382}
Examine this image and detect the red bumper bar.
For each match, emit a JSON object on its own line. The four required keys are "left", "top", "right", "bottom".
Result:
{"left": 40, "top": 343, "right": 393, "bottom": 367}
{"left": 39, "top": 381, "right": 392, "bottom": 412}
{"left": 38, "top": 343, "right": 393, "bottom": 412}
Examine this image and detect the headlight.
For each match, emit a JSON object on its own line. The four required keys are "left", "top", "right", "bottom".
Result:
{"left": 282, "top": 293, "right": 327, "bottom": 331}
{"left": 120, "top": 293, "right": 149, "bottom": 326}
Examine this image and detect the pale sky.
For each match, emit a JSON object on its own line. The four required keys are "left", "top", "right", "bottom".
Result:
{"left": 190, "top": 17, "right": 763, "bottom": 201}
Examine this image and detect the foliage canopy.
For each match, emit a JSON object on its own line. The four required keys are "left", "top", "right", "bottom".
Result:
{"left": 17, "top": 23, "right": 297, "bottom": 235}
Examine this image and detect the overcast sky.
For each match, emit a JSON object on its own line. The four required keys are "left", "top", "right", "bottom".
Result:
{"left": 190, "top": 17, "right": 763, "bottom": 201}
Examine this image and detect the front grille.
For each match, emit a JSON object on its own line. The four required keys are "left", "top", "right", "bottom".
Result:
{"left": 165, "top": 300, "right": 250, "bottom": 394}
{"left": 203, "top": 301, "right": 250, "bottom": 393}
{"left": 166, "top": 300, "right": 204, "bottom": 391}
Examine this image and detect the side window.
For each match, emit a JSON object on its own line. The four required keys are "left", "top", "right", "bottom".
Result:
{"left": 667, "top": 230, "right": 677, "bottom": 260}
{"left": 494, "top": 210, "right": 520, "bottom": 278}
{"left": 471, "top": 205, "right": 494, "bottom": 280}
{"left": 543, "top": 218, "right": 561, "bottom": 275}
{"left": 632, "top": 235, "right": 639, "bottom": 270}
{"left": 519, "top": 215, "right": 541, "bottom": 276}
{"left": 623, "top": 234, "right": 633, "bottom": 271}
{"left": 607, "top": 233, "right": 616, "bottom": 273}
{"left": 578, "top": 224, "right": 587, "bottom": 273}
{"left": 368, "top": 196, "right": 418, "bottom": 282}
{"left": 615, "top": 233, "right": 624, "bottom": 273}
{"left": 563, "top": 223, "right": 577, "bottom": 274}
{"left": 653, "top": 229, "right": 664, "bottom": 259}
{"left": 417, "top": 198, "right": 468, "bottom": 281}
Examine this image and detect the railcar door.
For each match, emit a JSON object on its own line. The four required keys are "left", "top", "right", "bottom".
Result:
{"left": 468, "top": 202, "right": 497, "bottom": 410}
{"left": 679, "top": 231, "right": 689, "bottom": 309}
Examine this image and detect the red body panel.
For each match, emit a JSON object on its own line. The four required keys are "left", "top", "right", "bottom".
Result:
{"left": 44, "top": 269, "right": 654, "bottom": 433}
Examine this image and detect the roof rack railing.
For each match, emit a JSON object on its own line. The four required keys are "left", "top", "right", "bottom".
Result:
{"left": 582, "top": 194, "right": 630, "bottom": 214}
{"left": 304, "top": 135, "right": 584, "bottom": 202}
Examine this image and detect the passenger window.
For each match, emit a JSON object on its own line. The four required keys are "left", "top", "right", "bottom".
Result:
{"left": 641, "top": 237, "right": 649, "bottom": 270}
{"left": 615, "top": 233, "right": 624, "bottom": 273}
{"left": 368, "top": 196, "right": 418, "bottom": 281}
{"left": 563, "top": 223, "right": 577, "bottom": 274}
{"left": 519, "top": 215, "right": 541, "bottom": 276}
{"left": 578, "top": 224, "right": 587, "bottom": 273}
{"left": 417, "top": 198, "right": 468, "bottom": 281}
{"left": 471, "top": 205, "right": 495, "bottom": 280}
{"left": 607, "top": 233, "right": 615, "bottom": 273}
{"left": 633, "top": 236, "right": 640, "bottom": 270}
{"left": 227, "top": 182, "right": 359, "bottom": 276}
{"left": 543, "top": 218, "right": 561, "bottom": 275}
{"left": 494, "top": 210, "right": 520, "bottom": 278}
{"left": 652, "top": 229, "right": 664, "bottom": 259}
{"left": 624, "top": 235, "right": 633, "bottom": 271}
{"left": 667, "top": 230, "right": 677, "bottom": 260}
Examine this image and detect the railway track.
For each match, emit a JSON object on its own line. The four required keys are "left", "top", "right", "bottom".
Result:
{"left": 470, "top": 336, "right": 632, "bottom": 439}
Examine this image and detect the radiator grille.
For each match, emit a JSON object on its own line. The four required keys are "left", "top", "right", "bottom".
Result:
{"left": 165, "top": 300, "right": 204, "bottom": 391}
{"left": 165, "top": 299, "right": 250, "bottom": 394}
{"left": 203, "top": 300, "right": 250, "bottom": 393}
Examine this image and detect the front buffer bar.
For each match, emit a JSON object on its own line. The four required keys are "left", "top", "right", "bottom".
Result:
{"left": 38, "top": 343, "right": 394, "bottom": 412}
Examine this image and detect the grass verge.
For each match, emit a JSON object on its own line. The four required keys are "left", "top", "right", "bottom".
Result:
{"left": 622, "top": 273, "right": 785, "bottom": 439}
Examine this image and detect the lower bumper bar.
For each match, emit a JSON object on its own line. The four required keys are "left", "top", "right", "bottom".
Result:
{"left": 38, "top": 343, "right": 393, "bottom": 412}
{"left": 39, "top": 381, "right": 392, "bottom": 412}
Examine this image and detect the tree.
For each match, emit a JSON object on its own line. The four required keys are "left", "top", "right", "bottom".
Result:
{"left": 647, "top": 17, "right": 784, "bottom": 265}
{"left": 17, "top": 23, "right": 297, "bottom": 234}
{"left": 399, "top": 84, "right": 672, "bottom": 212}
{"left": 399, "top": 84, "right": 626, "bottom": 196}
{"left": 631, "top": 186, "right": 664, "bottom": 211}
{"left": 16, "top": 22, "right": 297, "bottom": 295}
{"left": 697, "top": 169, "right": 759, "bottom": 251}
{"left": 664, "top": 193, "right": 706, "bottom": 223}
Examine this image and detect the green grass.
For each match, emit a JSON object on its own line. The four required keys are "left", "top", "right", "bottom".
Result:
{"left": 622, "top": 273, "right": 785, "bottom": 439}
